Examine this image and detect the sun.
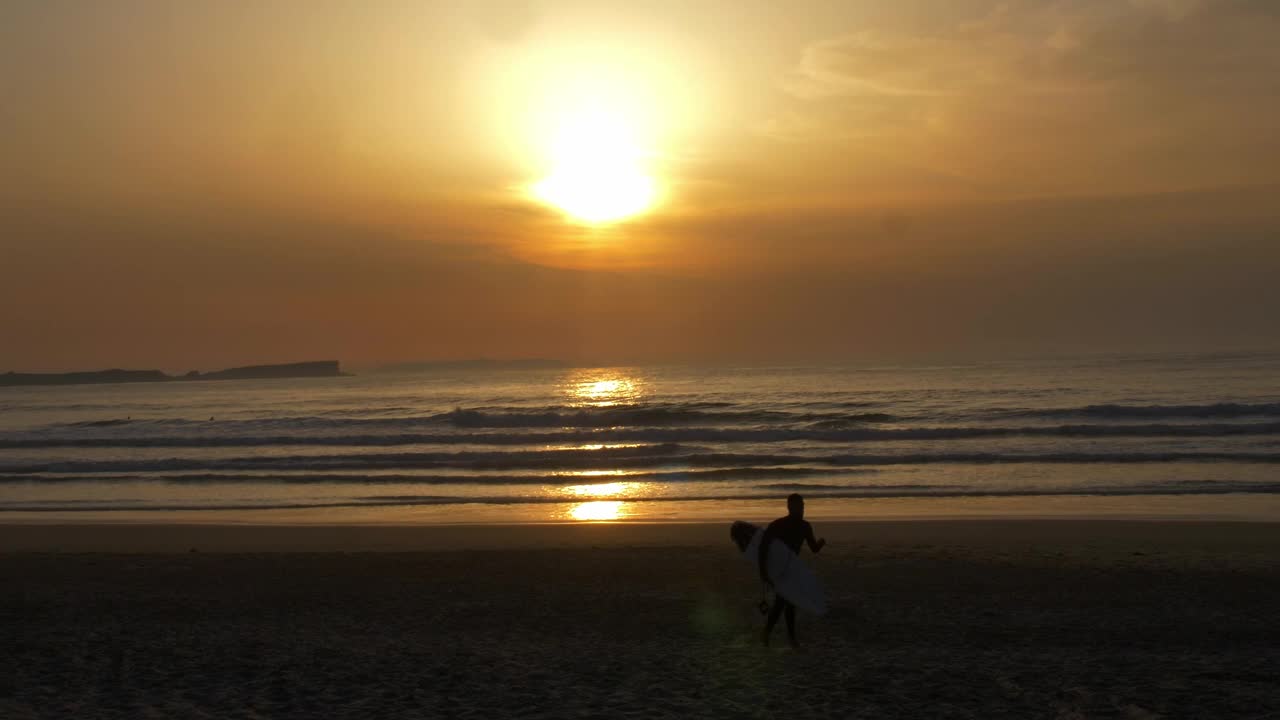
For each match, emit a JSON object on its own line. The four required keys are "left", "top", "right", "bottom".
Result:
{"left": 531, "top": 108, "right": 657, "bottom": 224}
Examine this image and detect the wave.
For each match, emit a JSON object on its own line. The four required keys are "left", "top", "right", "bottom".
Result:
{"left": 3, "top": 448, "right": 1278, "bottom": 476}
{"left": 0, "top": 466, "right": 861, "bottom": 485}
{"left": 754, "top": 482, "right": 925, "bottom": 491}
{"left": 413, "top": 406, "right": 900, "bottom": 428}
{"left": 5, "top": 480, "right": 1279, "bottom": 512}
{"left": 28, "top": 405, "right": 900, "bottom": 433}
{"left": 64, "top": 418, "right": 137, "bottom": 428}
{"left": 7, "top": 421, "right": 1280, "bottom": 449}
{"left": 997, "top": 402, "right": 1280, "bottom": 420}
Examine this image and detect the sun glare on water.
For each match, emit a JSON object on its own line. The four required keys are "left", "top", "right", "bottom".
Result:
{"left": 532, "top": 107, "right": 657, "bottom": 224}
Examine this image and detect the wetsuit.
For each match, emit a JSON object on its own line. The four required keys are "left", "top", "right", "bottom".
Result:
{"left": 758, "top": 514, "right": 822, "bottom": 645}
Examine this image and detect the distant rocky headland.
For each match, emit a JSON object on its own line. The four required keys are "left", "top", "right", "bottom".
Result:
{"left": 0, "top": 361, "right": 349, "bottom": 387}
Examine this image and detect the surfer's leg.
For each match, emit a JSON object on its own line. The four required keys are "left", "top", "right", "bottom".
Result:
{"left": 784, "top": 603, "right": 798, "bottom": 647}
{"left": 763, "top": 596, "right": 785, "bottom": 646}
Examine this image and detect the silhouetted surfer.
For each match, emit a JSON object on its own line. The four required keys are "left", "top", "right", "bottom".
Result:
{"left": 759, "top": 493, "right": 826, "bottom": 647}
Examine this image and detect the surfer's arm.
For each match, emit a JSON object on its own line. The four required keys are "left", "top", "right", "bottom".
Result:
{"left": 805, "top": 525, "right": 826, "bottom": 553}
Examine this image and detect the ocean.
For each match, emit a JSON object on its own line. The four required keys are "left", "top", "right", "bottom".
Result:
{"left": 2, "top": 352, "right": 1278, "bottom": 524}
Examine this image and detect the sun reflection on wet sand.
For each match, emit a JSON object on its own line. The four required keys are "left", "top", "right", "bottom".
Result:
{"left": 557, "top": 481, "right": 655, "bottom": 521}
{"left": 567, "top": 500, "right": 627, "bottom": 521}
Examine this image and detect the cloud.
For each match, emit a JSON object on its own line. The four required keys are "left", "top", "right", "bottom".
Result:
{"left": 773, "top": 0, "right": 1280, "bottom": 195}
{"left": 789, "top": 1, "right": 1278, "bottom": 99}
{"left": 786, "top": 15, "right": 1050, "bottom": 101}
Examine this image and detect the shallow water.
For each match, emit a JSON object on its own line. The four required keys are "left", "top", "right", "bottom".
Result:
{"left": 2, "top": 351, "right": 1278, "bottom": 522}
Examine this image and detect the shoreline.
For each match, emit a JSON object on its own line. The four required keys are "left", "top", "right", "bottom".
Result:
{"left": 5, "top": 516, "right": 1279, "bottom": 553}
{"left": 3, "top": 491, "right": 1280, "bottom": 536}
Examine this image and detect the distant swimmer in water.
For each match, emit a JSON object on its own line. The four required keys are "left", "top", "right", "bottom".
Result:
{"left": 759, "top": 493, "right": 826, "bottom": 647}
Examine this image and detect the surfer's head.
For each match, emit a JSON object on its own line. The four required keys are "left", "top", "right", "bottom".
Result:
{"left": 787, "top": 493, "right": 804, "bottom": 518}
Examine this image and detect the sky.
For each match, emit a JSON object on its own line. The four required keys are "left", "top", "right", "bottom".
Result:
{"left": 2, "top": 0, "right": 1278, "bottom": 371}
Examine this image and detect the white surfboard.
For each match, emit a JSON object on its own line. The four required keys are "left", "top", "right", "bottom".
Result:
{"left": 731, "top": 520, "right": 827, "bottom": 616}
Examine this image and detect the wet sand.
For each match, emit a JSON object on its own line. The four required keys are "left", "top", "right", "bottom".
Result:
{"left": 3, "top": 520, "right": 1278, "bottom": 718}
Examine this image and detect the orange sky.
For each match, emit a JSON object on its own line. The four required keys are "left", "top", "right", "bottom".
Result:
{"left": 3, "top": 1, "right": 1279, "bottom": 371}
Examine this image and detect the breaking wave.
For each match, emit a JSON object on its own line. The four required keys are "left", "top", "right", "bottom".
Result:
{"left": 5, "top": 421, "right": 1279, "bottom": 449}
{"left": 3, "top": 448, "right": 1278, "bottom": 477}
{"left": 993, "top": 402, "right": 1280, "bottom": 420}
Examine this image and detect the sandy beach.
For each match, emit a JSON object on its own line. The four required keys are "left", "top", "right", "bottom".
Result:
{"left": 3, "top": 519, "right": 1278, "bottom": 719}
